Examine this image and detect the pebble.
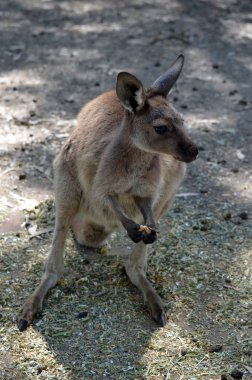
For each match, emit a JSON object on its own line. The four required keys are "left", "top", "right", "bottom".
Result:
{"left": 243, "top": 349, "right": 252, "bottom": 356}
{"left": 198, "top": 146, "right": 205, "bottom": 151}
{"left": 217, "top": 159, "right": 227, "bottom": 165}
{"left": 29, "top": 110, "right": 36, "bottom": 117}
{"left": 230, "top": 369, "right": 244, "bottom": 379}
{"left": 19, "top": 173, "right": 26, "bottom": 180}
{"left": 76, "top": 311, "right": 88, "bottom": 319}
{"left": 180, "top": 348, "right": 188, "bottom": 356}
{"left": 221, "top": 374, "right": 233, "bottom": 380}
{"left": 229, "top": 89, "right": 238, "bottom": 96}
{"left": 37, "top": 366, "right": 46, "bottom": 375}
{"left": 239, "top": 212, "right": 248, "bottom": 220}
{"left": 238, "top": 99, "right": 247, "bottom": 106}
{"left": 208, "top": 344, "right": 222, "bottom": 353}
{"left": 224, "top": 212, "right": 232, "bottom": 220}
{"left": 200, "top": 225, "right": 208, "bottom": 231}
{"left": 232, "top": 168, "right": 239, "bottom": 173}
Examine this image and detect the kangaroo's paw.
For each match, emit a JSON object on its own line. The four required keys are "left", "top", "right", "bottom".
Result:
{"left": 139, "top": 225, "right": 157, "bottom": 244}
{"left": 17, "top": 296, "right": 42, "bottom": 332}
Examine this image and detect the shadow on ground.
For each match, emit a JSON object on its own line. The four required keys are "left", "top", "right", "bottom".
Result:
{"left": 0, "top": 0, "right": 252, "bottom": 379}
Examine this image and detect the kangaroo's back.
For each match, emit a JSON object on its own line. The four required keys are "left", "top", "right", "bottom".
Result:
{"left": 76, "top": 90, "right": 123, "bottom": 152}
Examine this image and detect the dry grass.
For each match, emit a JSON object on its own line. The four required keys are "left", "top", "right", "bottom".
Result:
{"left": 0, "top": 197, "right": 252, "bottom": 380}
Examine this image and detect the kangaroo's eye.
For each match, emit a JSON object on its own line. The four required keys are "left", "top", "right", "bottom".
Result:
{"left": 154, "top": 125, "right": 168, "bottom": 135}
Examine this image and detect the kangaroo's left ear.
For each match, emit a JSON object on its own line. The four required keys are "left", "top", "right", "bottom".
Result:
{"left": 116, "top": 72, "right": 146, "bottom": 113}
{"left": 150, "top": 54, "right": 184, "bottom": 97}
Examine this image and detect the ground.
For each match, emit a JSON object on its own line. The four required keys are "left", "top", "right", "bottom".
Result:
{"left": 0, "top": 0, "right": 252, "bottom": 379}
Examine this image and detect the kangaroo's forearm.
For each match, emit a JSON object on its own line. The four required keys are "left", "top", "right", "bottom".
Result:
{"left": 134, "top": 196, "right": 156, "bottom": 229}
{"left": 108, "top": 195, "right": 135, "bottom": 230}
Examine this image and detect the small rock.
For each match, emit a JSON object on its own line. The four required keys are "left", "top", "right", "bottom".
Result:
{"left": 243, "top": 349, "right": 252, "bottom": 356}
{"left": 180, "top": 104, "right": 188, "bottom": 109}
{"left": 230, "top": 369, "right": 244, "bottom": 379}
{"left": 224, "top": 212, "right": 232, "bottom": 221}
{"left": 200, "top": 225, "right": 208, "bottom": 231}
{"left": 217, "top": 159, "right": 226, "bottom": 165}
{"left": 192, "top": 87, "right": 198, "bottom": 91}
{"left": 65, "top": 96, "right": 75, "bottom": 103}
{"left": 229, "top": 89, "right": 238, "bottom": 96}
{"left": 29, "top": 110, "right": 36, "bottom": 117}
{"left": 173, "top": 97, "right": 178, "bottom": 102}
{"left": 76, "top": 311, "right": 88, "bottom": 319}
{"left": 235, "top": 220, "right": 241, "bottom": 225}
{"left": 213, "top": 63, "right": 219, "bottom": 69}
{"left": 14, "top": 116, "right": 30, "bottom": 126}
{"left": 37, "top": 366, "right": 46, "bottom": 375}
{"left": 221, "top": 374, "right": 233, "bottom": 380}
{"left": 28, "top": 225, "right": 37, "bottom": 235}
{"left": 180, "top": 348, "right": 188, "bottom": 356}
{"left": 208, "top": 344, "right": 222, "bottom": 353}
{"left": 225, "top": 277, "right": 232, "bottom": 284}
{"left": 201, "top": 219, "right": 208, "bottom": 225}
{"left": 238, "top": 212, "right": 248, "bottom": 220}
{"left": 203, "top": 127, "right": 210, "bottom": 132}
{"left": 19, "top": 173, "right": 26, "bottom": 180}
{"left": 154, "top": 61, "right": 161, "bottom": 67}
{"left": 198, "top": 146, "right": 205, "bottom": 151}
{"left": 238, "top": 99, "right": 247, "bottom": 106}
{"left": 232, "top": 168, "right": 239, "bottom": 173}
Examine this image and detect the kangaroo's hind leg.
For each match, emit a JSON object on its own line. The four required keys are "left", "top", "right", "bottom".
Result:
{"left": 125, "top": 241, "right": 166, "bottom": 327}
{"left": 18, "top": 164, "right": 81, "bottom": 331}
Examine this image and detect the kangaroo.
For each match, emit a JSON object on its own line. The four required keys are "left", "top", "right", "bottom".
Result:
{"left": 18, "top": 54, "right": 198, "bottom": 331}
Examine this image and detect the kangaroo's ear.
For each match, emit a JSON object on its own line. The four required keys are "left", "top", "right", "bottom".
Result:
{"left": 116, "top": 72, "right": 146, "bottom": 113}
{"left": 150, "top": 54, "right": 184, "bottom": 97}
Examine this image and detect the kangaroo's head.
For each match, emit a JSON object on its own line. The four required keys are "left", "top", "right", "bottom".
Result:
{"left": 116, "top": 55, "right": 198, "bottom": 163}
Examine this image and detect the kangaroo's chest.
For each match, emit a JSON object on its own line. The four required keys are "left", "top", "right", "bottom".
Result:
{"left": 119, "top": 157, "right": 162, "bottom": 197}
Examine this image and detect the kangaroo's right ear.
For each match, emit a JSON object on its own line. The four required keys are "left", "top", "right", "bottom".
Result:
{"left": 116, "top": 72, "right": 146, "bottom": 113}
{"left": 150, "top": 54, "right": 184, "bottom": 97}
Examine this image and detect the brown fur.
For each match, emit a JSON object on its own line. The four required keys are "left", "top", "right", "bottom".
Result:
{"left": 18, "top": 56, "right": 198, "bottom": 331}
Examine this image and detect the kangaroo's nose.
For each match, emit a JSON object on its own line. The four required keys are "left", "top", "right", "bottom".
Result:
{"left": 190, "top": 145, "right": 198, "bottom": 157}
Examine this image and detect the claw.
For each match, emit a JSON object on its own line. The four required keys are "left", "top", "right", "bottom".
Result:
{"left": 133, "top": 224, "right": 140, "bottom": 231}
{"left": 18, "top": 318, "right": 29, "bottom": 332}
{"left": 147, "top": 300, "right": 166, "bottom": 327}
{"left": 142, "top": 226, "right": 157, "bottom": 244}
{"left": 158, "top": 312, "right": 167, "bottom": 327}
{"left": 131, "top": 232, "right": 143, "bottom": 243}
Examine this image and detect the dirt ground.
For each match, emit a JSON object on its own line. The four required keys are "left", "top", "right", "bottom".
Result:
{"left": 0, "top": 0, "right": 252, "bottom": 379}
